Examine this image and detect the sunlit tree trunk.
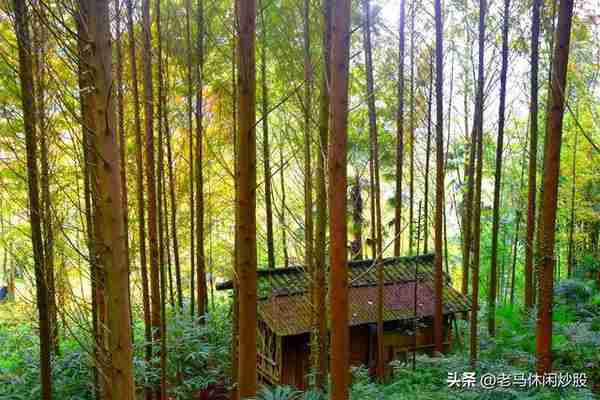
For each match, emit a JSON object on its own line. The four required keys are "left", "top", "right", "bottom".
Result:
{"left": 536, "top": 0, "right": 574, "bottom": 374}
{"left": 13, "top": 1, "right": 52, "bottom": 397}
{"left": 77, "top": 0, "right": 135, "bottom": 397}
{"left": 303, "top": 0, "right": 314, "bottom": 287}
{"left": 236, "top": 0, "right": 258, "bottom": 396}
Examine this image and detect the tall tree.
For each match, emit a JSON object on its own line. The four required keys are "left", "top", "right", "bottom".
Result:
{"left": 125, "top": 1, "right": 152, "bottom": 393}
{"left": 394, "top": 0, "right": 405, "bottom": 257}
{"left": 567, "top": 131, "right": 578, "bottom": 277}
{"left": 469, "top": 0, "right": 486, "bottom": 366}
{"left": 314, "top": 0, "right": 332, "bottom": 389}
{"left": 141, "top": 0, "right": 162, "bottom": 395}
{"left": 361, "top": 0, "right": 383, "bottom": 380}
{"left": 185, "top": 0, "right": 196, "bottom": 316}
{"left": 260, "top": 2, "right": 275, "bottom": 271}
{"left": 303, "top": 0, "right": 314, "bottom": 290}
{"left": 536, "top": 0, "right": 574, "bottom": 374}
{"left": 433, "top": 0, "right": 444, "bottom": 354}
{"left": 489, "top": 0, "right": 510, "bottom": 337}
{"left": 196, "top": 0, "right": 207, "bottom": 319}
{"left": 525, "top": 0, "right": 541, "bottom": 311}
{"left": 13, "top": 0, "right": 52, "bottom": 397}
{"left": 77, "top": 0, "right": 135, "bottom": 397}
{"left": 408, "top": 0, "right": 415, "bottom": 255}
{"left": 423, "top": 50, "right": 433, "bottom": 254}
{"left": 329, "top": 0, "right": 351, "bottom": 397}
{"left": 236, "top": 0, "right": 258, "bottom": 396}
{"left": 33, "top": 4, "right": 58, "bottom": 355}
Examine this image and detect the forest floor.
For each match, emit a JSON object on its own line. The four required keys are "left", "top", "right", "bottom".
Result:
{"left": 1, "top": 277, "right": 600, "bottom": 399}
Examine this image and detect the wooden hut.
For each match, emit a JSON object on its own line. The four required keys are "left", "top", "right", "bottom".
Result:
{"left": 216, "top": 253, "right": 471, "bottom": 389}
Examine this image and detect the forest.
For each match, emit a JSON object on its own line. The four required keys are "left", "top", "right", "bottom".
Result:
{"left": 0, "top": 0, "right": 599, "bottom": 398}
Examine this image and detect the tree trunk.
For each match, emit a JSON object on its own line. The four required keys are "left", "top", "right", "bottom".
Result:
{"left": 350, "top": 174, "right": 363, "bottom": 260}
{"left": 303, "top": 0, "right": 314, "bottom": 289}
{"left": 361, "top": 0, "right": 383, "bottom": 379}
{"left": 156, "top": 0, "right": 169, "bottom": 395}
{"left": 196, "top": 0, "right": 207, "bottom": 320}
{"left": 236, "top": 0, "right": 258, "bottom": 396}
{"left": 13, "top": 1, "right": 52, "bottom": 397}
{"left": 279, "top": 145, "right": 290, "bottom": 269}
{"left": 394, "top": 0, "right": 405, "bottom": 257}
{"left": 408, "top": 0, "right": 415, "bottom": 255}
{"left": 536, "top": 0, "right": 574, "bottom": 374}
{"left": 525, "top": 0, "right": 541, "bottom": 311}
{"left": 33, "top": 6, "right": 58, "bottom": 355}
{"left": 260, "top": 3, "right": 275, "bottom": 271}
{"left": 185, "top": 0, "right": 196, "bottom": 317}
{"left": 314, "top": 0, "right": 332, "bottom": 390}
{"left": 141, "top": 0, "right": 163, "bottom": 396}
{"left": 488, "top": 0, "right": 510, "bottom": 337}
{"left": 125, "top": 2, "right": 152, "bottom": 395}
{"left": 469, "top": 0, "right": 486, "bottom": 367}
{"left": 567, "top": 131, "right": 578, "bottom": 277}
{"left": 433, "top": 0, "right": 444, "bottom": 354}
{"left": 329, "top": 0, "right": 351, "bottom": 398}
{"left": 423, "top": 50, "right": 433, "bottom": 255}
{"left": 114, "top": 0, "right": 131, "bottom": 341}
{"left": 77, "top": 0, "right": 135, "bottom": 397}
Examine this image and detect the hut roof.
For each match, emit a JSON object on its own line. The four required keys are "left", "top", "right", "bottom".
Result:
{"left": 216, "top": 253, "right": 471, "bottom": 336}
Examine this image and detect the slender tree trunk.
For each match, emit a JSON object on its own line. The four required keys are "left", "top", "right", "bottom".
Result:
{"left": 525, "top": 0, "right": 541, "bottom": 311}
{"left": 230, "top": 32, "right": 239, "bottom": 400}
{"left": 260, "top": 3, "right": 275, "bottom": 271}
{"left": 236, "top": 0, "right": 258, "bottom": 396}
{"left": 329, "top": 0, "right": 351, "bottom": 397}
{"left": 141, "top": 0, "right": 162, "bottom": 396}
{"left": 408, "top": 0, "right": 415, "bottom": 255}
{"left": 394, "top": 0, "right": 405, "bottom": 257}
{"left": 489, "top": 0, "right": 510, "bottom": 337}
{"left": 361, "top": 0, "right": 383, "bottom": 379}
{"left": 423, "top": 51, "right": 433, "bottom": 255}
{"left": 185, "top": 0, "right": 196, "bottom": 317}
{"left": 13, "top": 1, "right": 52, "bottom": 397}
{"left": 350, "top": 174, "right": 363, "bottom": 260}
{"left": 433, "top": 0, "right": 444, "bottom": 354}
{"left": 279, "top": 145, "right": 289, "bottom": 268}
{"left": 510, "top": 145, "right": 527, "bottom": 306}
{"left": 114, "top": 0, "right": 131, "bottom": 340}
{"left": 33, "top": 7, "right": 58, "bottom": 355}
{"left": 77, "top": 17, "right": 100, "bottom": 398}
{"left": 125, "top": 2, "right": 152, "bottom": 394}
{"left": 314, "top": 0, "right": 332, "bottom": 390}
{"left": 77, "top": 0, "right": 135, "bottom": 397}
{"left": 156, "top": 0, "right": 169, "bottom": 396}
{"left": 536, "top": 0, "right": 574, "bottom": 374}
{"left": 303, "top": 0, "right": 314, "bottom": 290}
{"left": 469, "top": 0, "right": 486, "bottom": 367}
{"left": 196, "top": 0, "right": 207, "bottom": 320}
{"left": 567, "top": 131, "right": 578, "bottom": 277}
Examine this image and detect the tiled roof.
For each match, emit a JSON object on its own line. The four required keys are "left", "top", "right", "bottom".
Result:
{"left": 217, "top": 253, "right": 471, "bottom": 336}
